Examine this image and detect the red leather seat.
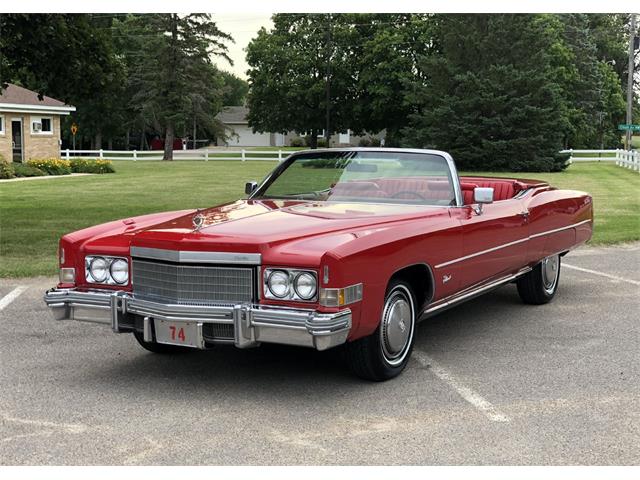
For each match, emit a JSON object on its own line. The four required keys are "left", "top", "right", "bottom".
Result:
{"left": 460, "top": 177, "right": 523, "bottom": 203}
{"left": 376, "top": 177, "right": 453, "bottom": 202}
{"left": 330, "top": 181, "right": 388, "bottom": 199}
{"left": 460, "top": 182, "right": 478, "bottom": 205}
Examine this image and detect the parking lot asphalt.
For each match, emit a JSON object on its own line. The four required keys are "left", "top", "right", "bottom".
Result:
{"left": 1, "top": 243, "right": 638, "bottom": 465}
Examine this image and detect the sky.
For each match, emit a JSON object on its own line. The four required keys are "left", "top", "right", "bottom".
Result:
{"left": 213, "top": 13, "right": 274, "bottom": 79}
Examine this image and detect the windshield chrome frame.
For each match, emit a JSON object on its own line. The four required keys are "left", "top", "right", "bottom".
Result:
{"left": 249, "top": 148, "right": 463, "bottom": 207}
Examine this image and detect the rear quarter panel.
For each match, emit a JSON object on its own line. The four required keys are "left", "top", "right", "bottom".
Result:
{"left": 525, "top": 187, "right": 593, "bottom": 265}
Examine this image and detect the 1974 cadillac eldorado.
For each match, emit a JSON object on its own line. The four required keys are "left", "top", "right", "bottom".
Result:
{"left": 44, "top": 148, "right": 593, "bottom": 380}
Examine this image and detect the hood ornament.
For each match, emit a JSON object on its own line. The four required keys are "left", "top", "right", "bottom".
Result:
{"left": 192, "top": 211, "right": 206, "bottom": 230}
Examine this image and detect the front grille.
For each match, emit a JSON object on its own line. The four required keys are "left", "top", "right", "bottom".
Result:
{"left": 132, "top": 259, "right": 254, "bottom": 306}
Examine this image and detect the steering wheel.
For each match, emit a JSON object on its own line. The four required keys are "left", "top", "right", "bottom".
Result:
{"left": 390, "top": 191, "right": 428, "bottom": 200}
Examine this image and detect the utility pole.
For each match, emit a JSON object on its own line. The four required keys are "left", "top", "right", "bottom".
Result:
{"left": 625, "top": 14, "right": 637, "bottom": 151}
{"left": 325, "top": 13, "right": 332, "bottom": 146}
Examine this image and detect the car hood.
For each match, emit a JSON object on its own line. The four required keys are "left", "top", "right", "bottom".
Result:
{"left": 123, "top": 199, "right": 447, "bottom": 254}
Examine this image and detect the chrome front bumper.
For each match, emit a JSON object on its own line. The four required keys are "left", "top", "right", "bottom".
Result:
{"left": 43, "top": 288, "right": 351, "bottom": 351}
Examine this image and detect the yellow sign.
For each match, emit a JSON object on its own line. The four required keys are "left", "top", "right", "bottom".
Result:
{"left": 71, "top": 123, "right": 78, "bottom": 135}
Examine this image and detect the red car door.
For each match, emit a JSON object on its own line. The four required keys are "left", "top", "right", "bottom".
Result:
{"left": 445, "top": 198, "right": 530, "bottom": 291}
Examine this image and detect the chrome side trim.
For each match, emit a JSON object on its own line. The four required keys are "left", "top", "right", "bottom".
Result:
{"left": 421, "top": 267, "right": 532, "bottom": 318}
{"left": 529, "top": 219, "right": 591, "bottom": 239}
{"left": 130, "top": 246, "right": 262, "bottom": 265}
{"left": 435, "top": 237, "right": 530, "bottom": 268}
{"left": 435, "top": 219, "right": 592, "bottom": 269}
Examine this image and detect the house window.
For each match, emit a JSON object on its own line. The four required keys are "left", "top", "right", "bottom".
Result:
{"left": 31, "top": 116, "right": 53, "bottom": 134}
{"left": 0, "top": 115, "right": 4, "bottom": 135}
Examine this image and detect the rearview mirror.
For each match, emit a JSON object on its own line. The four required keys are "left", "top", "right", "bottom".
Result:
{"left": 245, "top": 181, "right": 258, "bottom": 195}
{"left": 473, "top": 187, "right": 493, "bottom": 215}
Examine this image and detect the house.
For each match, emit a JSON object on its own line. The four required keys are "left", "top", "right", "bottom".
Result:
{"left": 215, "top": 106, "right": 281, "bottom": 147}
{"left": 215, "top": 105, "right": 380, "bottom": 148}
{"left": 0, "top": 84, "right": 76, "bottom": 162}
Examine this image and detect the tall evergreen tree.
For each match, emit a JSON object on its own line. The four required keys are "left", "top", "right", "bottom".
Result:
{"left": 127, "top": 14, "right": 232, "bottom": 159}
{"left": 401, "top": 14, "right": 574, "bottom": 172}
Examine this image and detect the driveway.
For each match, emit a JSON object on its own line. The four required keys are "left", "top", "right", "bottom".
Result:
{"left": 1, "top": 243, "right": 638, "bottom": 465}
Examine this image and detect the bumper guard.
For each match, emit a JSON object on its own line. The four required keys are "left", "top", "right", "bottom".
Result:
{"left": 44, "top": 288, "right": 351, "bottom": 351}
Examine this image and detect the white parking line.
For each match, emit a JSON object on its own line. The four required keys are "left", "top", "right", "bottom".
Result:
{"left": 413, "top": 350, "right": 510, "bottom": 423}
{"left": 0, "top": 286, "right": 28, "bottom": 311}
{"left": 563, "top": 263, "right": 640, "bottom": 286}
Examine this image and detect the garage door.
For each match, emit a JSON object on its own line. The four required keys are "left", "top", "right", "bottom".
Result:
{"left": 229, "top": 125, "right": 271, "bottom": 147}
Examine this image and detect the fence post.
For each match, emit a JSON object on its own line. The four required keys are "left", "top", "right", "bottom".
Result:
{"left": 133, "top": 150, "right": 137, "bottom": 161}
{"left": 65, "top": 149, "right": 70, "bottom": 160}
{"left": 205, "top": 149, "right": 209, "bottom": 161}
{"left": 241, "top": 149, "right": 246, "bottom": 162}
{"left": 99, "top": 149, "right": 104, "bottom": 159}
{"left": 278, "top": 149, "right": 282, "bottom": 162}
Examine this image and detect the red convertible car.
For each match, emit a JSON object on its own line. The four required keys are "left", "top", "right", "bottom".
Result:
{"left": 45, "top": 148, "right": 593, "bottom": 380}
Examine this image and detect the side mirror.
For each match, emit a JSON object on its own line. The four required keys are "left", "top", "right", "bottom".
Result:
{"left": 245, "top": 181, "right": 258, "bottom": 195}
{"left": 473, "top": 187, "right": 493, "bottom": 215}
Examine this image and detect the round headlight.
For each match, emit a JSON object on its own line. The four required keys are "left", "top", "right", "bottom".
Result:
{"left": 267, "top": 270, "right": 290, "bottom": 298}
{"left": 294, "top": 272, "right": 317, "bottom": 300}
{"left": 110, "top": 258, "right": 129, "bottom": 284}
{"left": 89, "top": 257, "right": 108, "bottom": 283}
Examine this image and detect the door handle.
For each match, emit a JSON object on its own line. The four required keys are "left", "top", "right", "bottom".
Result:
{"left": 519, "top": 210, "right": 530, "bottom": 221}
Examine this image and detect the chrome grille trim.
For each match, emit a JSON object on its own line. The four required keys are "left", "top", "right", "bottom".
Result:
{"left": 130, "top": 247, "right": 261, "bottom": 265}
{"left": 131, "top": 259, "right": 254, "bottom": 306}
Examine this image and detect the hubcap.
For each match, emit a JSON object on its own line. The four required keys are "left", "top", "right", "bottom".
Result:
{"left": 380, "top": 287, "right": 414, "bottom": 365}
{"left": 541, "top": 254, "right": 560, "bottom": 293}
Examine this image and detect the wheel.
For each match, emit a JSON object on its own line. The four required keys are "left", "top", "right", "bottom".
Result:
{"left": 133, "top": 331, "right": 193, "bottom": 354}
{"left": 517, "top": 254, "right": 561, "bottom": 305}
{"left": 345, "top": 280, "right": 416, "bottom": 381}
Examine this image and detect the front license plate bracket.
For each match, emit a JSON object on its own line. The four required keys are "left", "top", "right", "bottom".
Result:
{"left": 154, "top": 319, "right": 202, "bottom": 348}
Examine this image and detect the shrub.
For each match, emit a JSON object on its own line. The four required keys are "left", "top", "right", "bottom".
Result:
{"left": 289, "top": 137, "right": 305, "bottom": 147}
{"left": 27, "top": 158, "right": 72, "bottom": 175}
{"left": 70, "top": 158, "right": 115, "bottom": 174}
{"left": 0, "top": 161, "right": 15, "bottom": 179}
{"left": 358, "top": 138, "right": 371, "bottom": 147}
{"left": 13, "top": 163, "right": 46, "bottom": 177}
{"left": 303, "top": 136, "right": 328, "bottom": 148}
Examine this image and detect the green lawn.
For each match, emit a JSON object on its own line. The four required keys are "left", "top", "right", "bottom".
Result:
{"left": 1, "top": 161, "right": 638, "bottom": 278}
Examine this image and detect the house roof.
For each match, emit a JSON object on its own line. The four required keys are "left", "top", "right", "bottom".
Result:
{"left": 0, "top": 83, "right": 76, "bottom": 114}
{"left": 216, "top": 106, "right": 248, "bottom": 125}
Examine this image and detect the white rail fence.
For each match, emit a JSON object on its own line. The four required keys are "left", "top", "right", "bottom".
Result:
{"left": 60, "top": 148, "right": 287, "bottom": 162}
{"left": 60, "top": 148, "right": 639, "bottom": 172}
{"left": 560, "top": 149, "right": 639, "bottom": 172}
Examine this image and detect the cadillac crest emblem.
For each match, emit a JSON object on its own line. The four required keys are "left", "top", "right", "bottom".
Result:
{"left": 192, "top": 213, "right": 206, "bottom": 230}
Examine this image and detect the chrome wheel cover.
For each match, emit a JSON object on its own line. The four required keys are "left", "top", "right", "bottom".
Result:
{"left": 541, "top": 254, "right": 560, "bottom": 294}
{"left": 380, "top": 285, "right": 415, "bottom": 366}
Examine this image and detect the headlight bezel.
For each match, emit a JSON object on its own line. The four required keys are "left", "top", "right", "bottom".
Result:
{"left": 85, "top": 255, "right": 130, "bottom": 285}
{"left": 263, "top": 267, "right": 318, "bottom": 302}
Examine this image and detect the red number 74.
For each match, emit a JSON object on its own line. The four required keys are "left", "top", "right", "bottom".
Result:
{"left": 169, "top": 325, "right": 186, "bottom": 342}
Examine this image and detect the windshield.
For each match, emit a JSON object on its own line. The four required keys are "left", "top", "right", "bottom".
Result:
{"left": 255, "top": 151, "right": 457, "bottom": 206}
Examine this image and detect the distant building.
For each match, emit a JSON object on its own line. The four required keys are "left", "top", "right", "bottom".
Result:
{"left": 215, "top": 105, "right": 382, "bottom": 148}
{"left": 216, "top": 106, "right": 279, "bottom": 147}
{"left": 0, "top": 84, "right": 76, "bottom": 162}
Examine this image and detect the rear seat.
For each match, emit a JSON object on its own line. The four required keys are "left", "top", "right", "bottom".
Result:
{"left": 331, "top": 177, "right": 455, "bottom": 202}
{"left": 330, "top": 181, "right": 388, "bottom": 199}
